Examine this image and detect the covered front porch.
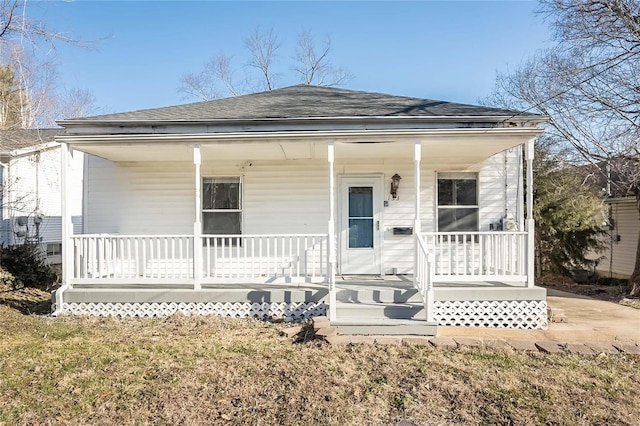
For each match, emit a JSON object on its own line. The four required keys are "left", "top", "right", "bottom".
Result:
{"left": 54, "top": 130, "right": 545, "bottom": 330}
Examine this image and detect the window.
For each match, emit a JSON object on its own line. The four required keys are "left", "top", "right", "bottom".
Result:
{"left": 202, "top": 177, "right": 242, "bottom": 235}
{"left": 437, "top": 173, "right": 478, "bottom": 232}
{"left": 46, "top": 242, "right": 62, "bottom": 256}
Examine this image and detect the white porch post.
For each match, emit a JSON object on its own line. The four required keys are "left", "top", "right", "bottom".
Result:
{"left": 525, "top": 139, "right": 535, "bottom": 288}
{"left": 414, "top": 140, "right": 433, "bottom": 322}
{"left": 54, "top": 142, "right": 73, "bottom": 315}
{"left": 327, "top": 141, "right": 337, "bottom": 321}
{"left": 413, "top": 141, "right": 422, "bottom": 287}
{"left": 193, "top": 144, "right": 202, "bottom": 290}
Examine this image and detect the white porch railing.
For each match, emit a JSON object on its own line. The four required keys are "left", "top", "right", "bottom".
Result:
{"left": 202, "top": 234, "right": 328, "bottom": 281}
{"left": 422, "top": 232, "right": 528, "bottom": 281}
{"left": 70, "top": 233, "right": 329, "bottom": 285}
{"left": 414, "top": 234, "right": 435, "bottom": 322}
{"left": 71, "top": 235, "right": 194, "bottom": 283}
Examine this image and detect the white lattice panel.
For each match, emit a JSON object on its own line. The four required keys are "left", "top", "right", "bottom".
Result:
{"left": 62, "top": 301, "right": 326, "bottom": 321}
{"left": 434, "top": 300, "right": 548, "bottom": 329}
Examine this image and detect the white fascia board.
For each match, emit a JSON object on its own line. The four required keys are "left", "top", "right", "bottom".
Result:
{"left": 58, "top": 115, "right": 549, "bottom": 128}
{"left": 4, "top": 141, "right": 60, "bottom": 158}
{"left": 57, "top": 127, "right": 545, "bottom": 146}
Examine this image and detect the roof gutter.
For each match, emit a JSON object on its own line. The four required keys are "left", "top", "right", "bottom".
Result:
{"left": 58, "top": 114, "right": 548, "bottom": 128}
{"left": 56, "top": 127, "right": 545, "bottom": 145}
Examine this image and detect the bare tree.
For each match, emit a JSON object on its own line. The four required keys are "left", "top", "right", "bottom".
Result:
{"left": 293, "top": 29, "right": 353, "bottom": 86}
{"left": 487, "top": 0, "right": 640, "bottom": 294}
{"left": 178, "top": 27, "right": 353, "bottom": 101}
{"left": 243, "top": 26, "right": 280, "bottom": 91}
{"left": 0, "top": 0, "right": 92, "bottom": 48}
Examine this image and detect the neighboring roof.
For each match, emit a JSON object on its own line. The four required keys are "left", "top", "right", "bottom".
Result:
{"left": 60, "top": 85, "right": 542, "bottom": 125}
{"left": 0, "top": 129, "right": 65, "bottom": 152}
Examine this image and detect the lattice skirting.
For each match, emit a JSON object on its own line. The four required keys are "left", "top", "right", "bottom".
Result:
{"left": 61, "top": 302, "right": 327, "bottom": 321}
{"left": 434, "top": 300, "right": 548, "bottom": 329}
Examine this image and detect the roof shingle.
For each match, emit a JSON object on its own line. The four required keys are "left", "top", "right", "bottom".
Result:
{"left": 0, "top": 129, "right": 64, "bottom": 152}
{"left": 65, "top": 85, "right": 537, "bottom": 123}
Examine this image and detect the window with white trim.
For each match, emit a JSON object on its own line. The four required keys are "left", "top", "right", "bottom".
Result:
{"left": 437, "top": 172, "right": 478, "bottom": 232}
{"left": 202, "top": 177, "right": 242, "bottom": 235}
{"left": 46, "top": 242, "right": 62, "bottom": 256}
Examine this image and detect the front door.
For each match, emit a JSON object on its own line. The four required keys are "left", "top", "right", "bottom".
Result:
{"left": 339, "top": 175, "right": 383, "bottom": 275}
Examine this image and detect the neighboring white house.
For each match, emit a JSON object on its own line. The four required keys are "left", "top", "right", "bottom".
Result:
{"left": 597, "top": 197, "right": 639, "bottom": 279}
{"left": 53, "top": 85, "right": 547, "bottom": 333}
{"left": 0, "top": 129, "right": 83, "bottom": 264}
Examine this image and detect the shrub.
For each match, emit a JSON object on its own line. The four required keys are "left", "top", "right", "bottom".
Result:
{"left": 0, "top": 244, "right": 58, "bottom": 290}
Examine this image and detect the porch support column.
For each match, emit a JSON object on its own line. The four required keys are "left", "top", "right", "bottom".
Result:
{"left": 525, "top": 139, "right": 535, "bottom": 288}
{"left": 193, "top": 144, "right": 202, "bottom": 290}
{"left": 327, "top": 142, "right": 337, "bottom": 322}
{"left": 54, "top": 143, "right": 73, "bottom": 315}
{"left": 413, "top": 140, "right": 422, "bottom": 287}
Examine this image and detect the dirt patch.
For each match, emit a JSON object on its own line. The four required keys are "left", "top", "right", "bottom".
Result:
{"left": 540, "top": 273, "right": 639, "bottom": 308}
{"left": 0, "top": 285, "right": 52, "bottom": 315}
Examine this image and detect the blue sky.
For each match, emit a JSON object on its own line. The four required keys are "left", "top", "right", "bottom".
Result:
{"left": 29, "top": 1, "right": 552, "bottom": 115}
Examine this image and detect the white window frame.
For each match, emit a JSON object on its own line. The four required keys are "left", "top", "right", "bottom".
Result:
{"left": 201, "top": 176, "right": 243, "bottom": 235}
{"left": 436, "top": 172, "right": 479, "bottom": 233}
{"left": 46, "top": 242, "right": 62, "bottom": 256}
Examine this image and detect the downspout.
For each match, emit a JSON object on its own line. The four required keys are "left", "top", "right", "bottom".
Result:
{"left": 53, "top": 143, "right": 72, "bottom": 316}
{"left": 504, "top": 150, "right": 508, "bottom": 219}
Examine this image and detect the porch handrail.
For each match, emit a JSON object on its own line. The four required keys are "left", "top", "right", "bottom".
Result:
{"left": 69, "top": 233, "right": 329, "bottom": 285}
{"left": 70, "top": 234, "right": 194, "bottom": 281}
{"left": 414, "top": 233, "right": 435, "bottom": 322}
{"left": 201, "top": 233, "right": 328, "bottom": 281}
{"left": 422, "top": 231, "right": 528, "bottom": 280}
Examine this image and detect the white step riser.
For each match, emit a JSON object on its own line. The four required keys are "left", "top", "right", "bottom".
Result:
{"left": 336, "top": 305, "right": 425, "bottom": 320}
{"left": 333, "top": 324, "right": 438, "bottom": 336}
{"left": 336, "top": 289, "right": 423, "bottom": 304}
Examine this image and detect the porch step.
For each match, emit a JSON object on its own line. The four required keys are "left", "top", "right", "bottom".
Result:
{"left": 336, "top": 301, "right": 425, "bottom": 320}
{"left": 331, "top": 318, "right": 438, "bottom": 336}
{"left": 335, "top": 285, "right": 423, "bottom": 304}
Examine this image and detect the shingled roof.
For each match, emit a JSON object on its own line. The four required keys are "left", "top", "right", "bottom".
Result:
{"left": 0, "top": 129, "right": 65, "bottom": 152}
{"left": 63, "top": 85, "right": 538, "bottom": 124}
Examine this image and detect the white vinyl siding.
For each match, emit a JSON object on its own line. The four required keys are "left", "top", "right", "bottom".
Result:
{"left": 596, "top": 200, "right": 639, "bottom": 278}
{"left": 1, "top": 145, "right": 83, "bottom": 246}
{"left": 83, "top": 147, "right": 522, "bottom": 275}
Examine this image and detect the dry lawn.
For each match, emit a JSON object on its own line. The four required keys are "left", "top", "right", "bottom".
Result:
{"left": 1, "top": 292, "right": 639, "bottom": 425}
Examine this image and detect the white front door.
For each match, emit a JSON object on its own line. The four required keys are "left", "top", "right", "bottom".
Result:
{"left": 339, "top": 175, "right": 383, "bottom": 275}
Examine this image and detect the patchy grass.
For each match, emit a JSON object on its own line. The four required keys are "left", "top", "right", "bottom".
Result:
{"left": 1, "top": 304, "right": 639, "bottom": 425}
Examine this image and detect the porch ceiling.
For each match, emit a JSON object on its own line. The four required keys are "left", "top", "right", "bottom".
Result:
{"left": 72, "top": 136, "right": 527, "bottom": 165}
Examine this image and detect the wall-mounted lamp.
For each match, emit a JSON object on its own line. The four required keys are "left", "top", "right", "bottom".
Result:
{"left": 390, "top": 173, "right": 402, "bottom": 200}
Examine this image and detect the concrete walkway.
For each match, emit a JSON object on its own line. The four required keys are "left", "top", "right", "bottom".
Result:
{"left": 310, "top": 290, "right": 640, "bottom": 354}
{"left": 438, "top": 289, "right": 640, "bottom": 346}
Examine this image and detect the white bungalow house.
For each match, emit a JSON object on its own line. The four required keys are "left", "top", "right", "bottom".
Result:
{"left": 0, "top": 129, "right": 83, "bottom": 264}
{"left": 52, "top": 85, "right": 547, "bottom": 334}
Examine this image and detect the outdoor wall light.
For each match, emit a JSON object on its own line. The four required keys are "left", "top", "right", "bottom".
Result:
{"left": 390, "top": 173, "right": 402, "bottom": 200}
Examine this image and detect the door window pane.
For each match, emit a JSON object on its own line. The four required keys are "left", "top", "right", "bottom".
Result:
{"left": 349, "top": 219, "right": 374, "bottom": 248}
{"left": 349, "top": 187, "right": 373, "bottom": 218}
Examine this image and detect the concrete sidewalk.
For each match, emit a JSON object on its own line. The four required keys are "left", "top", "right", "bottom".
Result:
{"left": 438, "top": 289, "right": 640, "bottom": 345}
{"left": 314, "top": 290, "right": 640, "bottom": 354}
